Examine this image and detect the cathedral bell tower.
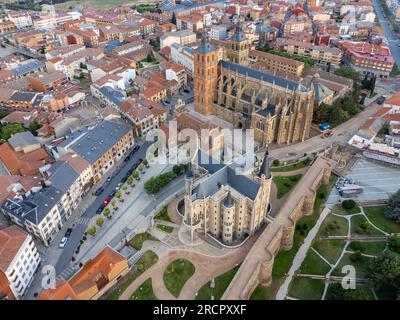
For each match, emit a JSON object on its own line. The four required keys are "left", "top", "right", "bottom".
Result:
{"left": 194, "top": 33, "right": 218, "bottom": 115}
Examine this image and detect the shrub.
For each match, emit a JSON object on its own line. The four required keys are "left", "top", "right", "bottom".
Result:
{"left": 272, "top": 159, "right": 280, "bottom": 166}
{"left": 387, "top": 189, "right": 400, "bottom": 224}
{"left": 319, "top": 192, "right": 326, "bottom": 199}
{"left": 302, "top": 223, "right": 308, "bottom": 231}
{"left": 360, "top": 220, "right": 372, "bottom": 231}
{"left": 172, "top": 165, "right": 182, "bottom": 175}
{"left": 342, "top": 199, "right": 356, "bottom": 210}
{"left": 144, "top": 171, "right": 176, "bottom": 194}
{"left": 87, "top": 226, "right": 96, "bottom": 236}
{"left": 350, "top": 242, "right": 363, "bottom": 252}
{"left": 103, "top": 207, "right": 110, "bottom": 218}
{"left": 96, "top": 217, "right": 104, "bottom": 227}
{"left": 350, "top": 250, "right": 362, "bottom": 262}
{"left": 132, "top": 171, "right": 139, "bottom": 179}
{"left": 388, "top": 237, "right": 400, "bottom": 254}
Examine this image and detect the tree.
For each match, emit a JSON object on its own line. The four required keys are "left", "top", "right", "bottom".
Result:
{"left": 171, "top": 12, "right": 177, "bottom": 25}
{"left": 369, "top": 251, "right": 400, "bottom": 292}
{"left": 138, "top": 164, "right": 144, "bottom": 172}
{"left": 103, "top": 207, "right": 110, "bottom": 219}
{"left": 172, "top": 165, "right": 182, "bottom": 175}
{"left": 132, "top": 171, "right": 140, "bottom": 180}
{"left": 0, "top": 123, "right": 26, "bottom": 140}
{"left": 96, "top": 217, "right": 104, "bottom": 227}
{"left": 143, "top": 159, "right": 149, "bottom": 167}
{"left": 387, "top": 189, "right": 400, "bottom": 224}
{"left": 116, "top": 190, "right": 122, "bottom": 199}
{"left": 272, "top": 159, "right": 280, "bottom": 166}
{"left": 334, "top": 66, "right": 360, "bottom": 81}
{"left": 388, "top": 237, "right": 400, "bottom": 254}
{"left": 361, "top": 73, "right": 369, "bottom": 89}
{"left": 87, "top": 226, "right": 96, "bottom": 236}
{"left": 342, "top": 199, "right": 356, "bottom": 210}
{"left": 111, "top": 199, "right": 116, "bottom": 208}
{"left": 369, "top": 75, "right": 376, "bottom": 94}
{"left": 28, "top": 120, "right": 42, "bottom": 136}
{"left": 127, "top": 176, "right": 134, "bottom": 185}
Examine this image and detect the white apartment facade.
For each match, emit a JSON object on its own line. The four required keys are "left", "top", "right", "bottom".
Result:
{"left": 0, "top": 226, "right": 41, "bottom": 300}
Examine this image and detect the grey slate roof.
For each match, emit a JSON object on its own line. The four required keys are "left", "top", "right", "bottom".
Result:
{"left": 10, "top": 59, "right": 44, "bottom": 77}
{"left": 230, "top": 32, "right": 248, "bottom": 42}
{"left": 9, "top": 91, "right": 43, "bottom": 105}
{"left": 99, "top": 85, "right": 126, "bottom": 106}
{"left": 2, "top": 186, "right": 63, "bottom": 225}
{"left": 193, "top": 150, "right": 260, "bottom": 201}
{"left": 192, "top": 165, "right": 260, "bottom": 200}
{"left": 8, "top": 131, "right": 39, "bottom": 150}
{"left": 219, "top": 60, "right": 310, "bottom": 92}
{"left": 195, "top": 42, "right": 216, "bottom": 54}
{"left": 47, "top": 161, "right": 79, "bottom": 193}
{"left": 58, "top": 120, "right": 132, "bottom": 164}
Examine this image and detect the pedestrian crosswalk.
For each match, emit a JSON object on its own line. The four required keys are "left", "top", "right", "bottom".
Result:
{"left": 56, "top": 266, "right": 75, "bottom": 281}
{"left": 78, "top": 217, "right": 91, "bottom": 225}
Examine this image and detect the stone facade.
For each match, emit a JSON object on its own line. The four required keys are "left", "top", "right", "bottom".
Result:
{"left": 194, "top": 38, "right": 315, "bottom": 145}
{"left": 182, "top": 151, "right": 272, "bottom": 246}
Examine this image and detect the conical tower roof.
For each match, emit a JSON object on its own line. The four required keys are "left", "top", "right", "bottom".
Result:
{"left": 224, "top": 190, "right": 234, "bottom": 208}
{"left": 258, "top": 148, "right": 271, "bottom": 179}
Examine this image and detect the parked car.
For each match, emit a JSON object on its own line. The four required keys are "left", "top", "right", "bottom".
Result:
{"left": 59, "top": 237, "right": 68, "bottom": 249}
{"left": 93, "top": 186, "right": 104, "bottom": 196}
{"left": 75, "top": 245, "right": 81, "bottom": 254}
{"left": 184, "top": 89, "right": 190, "bottom": 93}
{"left": 115, "top": 182, "right": 123, "bottom": 190}
{"left": 137, "top": 158, "right": 143, "bottom": 165}
{"left": 133, "top": 145, "right": 140, "bottom": 152}
{"left": 65, "top": 228, "right": 73, "bottom": 238}
{"left": 103, "top": 197, "right": 111, "bottom": 206}
{"left": 96, "top": 206, "right": 103, "bottom": 214}
{"left": 376, "top": 96, "right": 386, "bottom": 105}
{"left": 109, "top": 191, "right": 116, "bottom": 198}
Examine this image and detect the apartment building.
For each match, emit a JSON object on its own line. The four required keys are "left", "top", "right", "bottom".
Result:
{"left": 7, "top": 11, "right": 33, "bottom": 29}
{"left": 55, "top": 119, "right": 134, "bottom": 183}
{"left": 338, "top": 41, "right": 394, "bottom": 78}
{"left": 276, "top": 38, "right": 343, "bottom": 68}
{"left": 160, "top": 30, "right": 197, "bottom": 49}
{"left": 27, "top": 71, "right": 69, "bottom": 93}
{"left": 248, "top": 50, "right": 305, "bottom": 77}
{"left": 209, "top": 25, "right": 227, "bottom": 40}
{"left": 0, "top": 225, "right": 41, "bottom": 300}
{"left": 170, "top": 43, "right": 194, "bottom": 78}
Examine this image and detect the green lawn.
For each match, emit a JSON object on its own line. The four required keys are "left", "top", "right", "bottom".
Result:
{"left": 312, "top": 240, "right": 346, "bottom": 265}
{"left": 326, "top": 283, "right": 375, "bottom": 300}
{"left": 195, "top": 265, "right": 240, "bottom": 300}
{"left": 288, "top": 277, "right": 324, "bottom": 300}
{"left": 270, "top": 158, "right": 311, "bottom": 172}
{"left": 351, "top": 215, "right": 384, "bottom": 236}
{"left": 164, "top": 259, "right": 195, "bottom": 298}
{"left": 128, "top": 232, "right": 159, "bottom": 250}
{"left": 332, "top": 253, "right": 373, "bottom": 278}
{"left": 273, "top": 174, "right": 302, "bottom": 199}
{"left": 363, "top": 206, "right": 400, "bottom": 234}
{"left": 129, "top": 278, "right": 157, "bottom": 300}
{"left": 332, "top": 204, "right": 361, "bottom": 215}
{"left": 299, "top": 249, "right": 331, "bottom": 275}
{"left": 154, "top": 207, "right": 171, "bottom": 222}
{"left": 349, "top": 241, "right": 387, "bottom": 255}
{"left": 318, "top": 214, "right": 348, "bottom": 237}
{"left": 156, "top": 224, "right": 174, "bottom": 233}
{"left": 105, "top": 250, "right": 158, "bottom": 300}
{"left": 249, "top": 176, "right": 337, "bottom": 300}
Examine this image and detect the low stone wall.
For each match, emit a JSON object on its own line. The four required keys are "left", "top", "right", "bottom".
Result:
{"left": 222, "top": 156, "right": 335, "bottom": 300}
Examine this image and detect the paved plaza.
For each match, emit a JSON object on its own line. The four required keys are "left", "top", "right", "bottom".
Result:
{"left": 328, "top": 158, "right": 400, "bottom": 204}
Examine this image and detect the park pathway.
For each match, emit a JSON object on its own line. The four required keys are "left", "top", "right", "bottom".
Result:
{"left": 276, "top": 206, "right": 332, "bottom": 300}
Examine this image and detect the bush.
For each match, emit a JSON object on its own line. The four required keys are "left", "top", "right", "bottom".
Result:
{"left": 103, "top": 207, "right": 110, "bottom": 218}
{"left": 387, "top": 189, "right": 400, "bottom": 224}
{"left": 144, "top": 171, "right": 176, "bottom": 194}
{"left": 360, "top": 220, "right": 372, "bottom": 231}
{"left": 350, "top": 242, "right": 363, "bottom": 252}
{"left": 342, "top": 199, "right": 356, "bottom": 210}
{"left": 96, "top": 218, "right": 104, "bottom": 227}
{"left": 172, "top": 165, "right": 182, "bottom": 175}
{"left": 350, "top": 250, "right": 362, "bottom": 262}
{"left": 388, "top": 237, "right": 400, "bottom": 254}
{"left": 272, "top": 159, "right": 280, "bottom": 166}
{"left": 319, "top": 192, "right": 326, "bottom": 199}
{"left": 87, "top": 226, "right": 96, "bottom": 236}
{"left": 132, "top": 171, "right": 139, "bottom": 179}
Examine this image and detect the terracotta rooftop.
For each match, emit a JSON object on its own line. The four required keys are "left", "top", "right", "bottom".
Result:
{"left": 0, "top": 225, "right": 28, "bottom": 272}
{"left": 385, "top": 92, "right": 400, "bottom": 106}
{"left": 39, "top": 279, "right": 78, "bottom": 300}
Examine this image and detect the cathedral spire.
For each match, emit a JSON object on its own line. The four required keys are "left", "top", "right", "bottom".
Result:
{"left": 258, "top": 148, "right": 271, "bottom": 179}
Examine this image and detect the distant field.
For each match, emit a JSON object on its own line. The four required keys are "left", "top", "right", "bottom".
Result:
{"left": 54, "top": 0, "right": 158, "bottom": 9}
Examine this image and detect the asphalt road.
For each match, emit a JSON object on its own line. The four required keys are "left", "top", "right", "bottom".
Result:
{"left": 372, "top": 0, "right": 400, "bottom": 67}
{"left": 53, "top": 141, "right": 152, "bottom": 275}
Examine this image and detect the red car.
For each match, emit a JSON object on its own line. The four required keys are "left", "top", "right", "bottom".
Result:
{"left": 102, "top": 197, "right": 111, "bottom": 207}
